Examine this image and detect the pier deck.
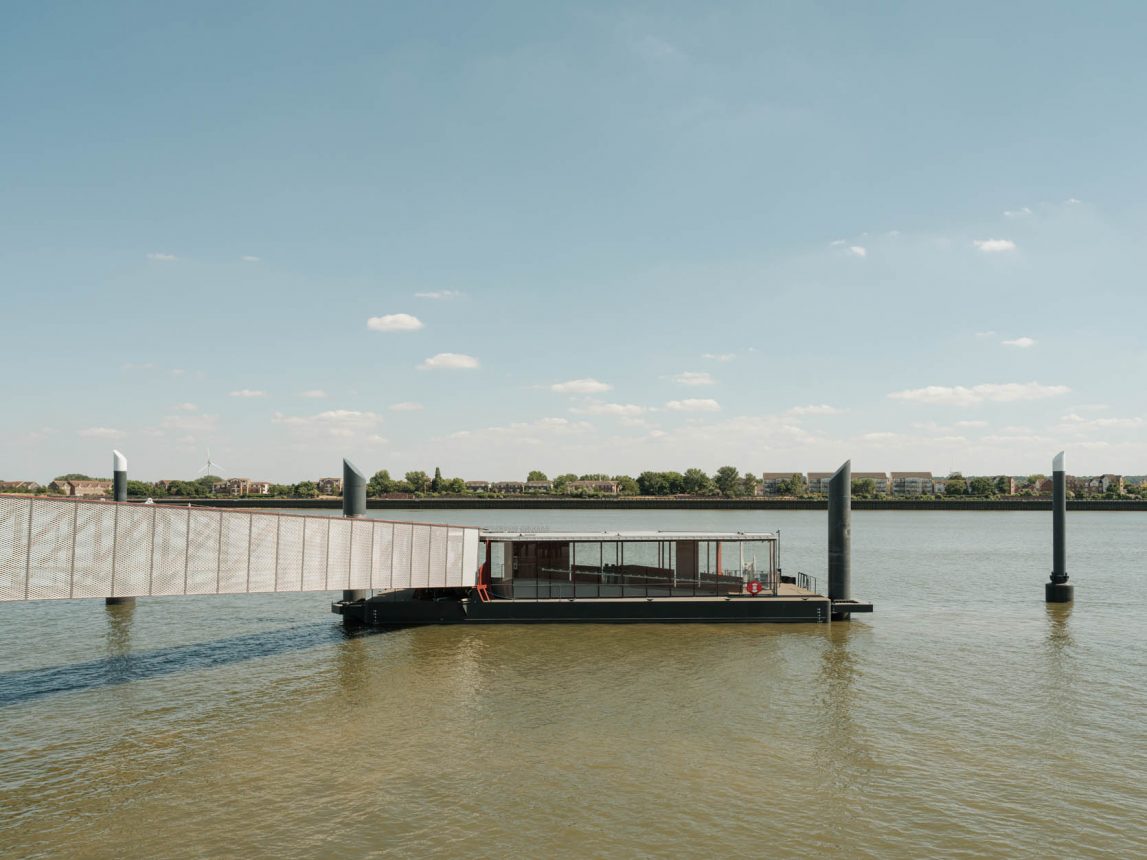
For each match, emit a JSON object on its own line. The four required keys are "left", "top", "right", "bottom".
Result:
{"left": 337, "top": 590, "right": 837, "bottom": 625}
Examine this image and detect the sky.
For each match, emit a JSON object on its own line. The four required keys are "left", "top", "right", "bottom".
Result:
{"left": 3, "top": 1, "right": 1147, "bottom": 483}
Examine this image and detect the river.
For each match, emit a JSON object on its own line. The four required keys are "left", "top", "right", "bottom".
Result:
{"left": 2, "top": 509, "right": 1145, "bottom": 859}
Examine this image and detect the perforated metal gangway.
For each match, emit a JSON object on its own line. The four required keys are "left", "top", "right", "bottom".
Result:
{"left": 0, "top": 496, "right": 480, "bottom": 601}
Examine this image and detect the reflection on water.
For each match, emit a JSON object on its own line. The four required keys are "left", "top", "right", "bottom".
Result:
{"left": 333, "top": 628, "right": 373, "bottom": 705}
{"left": 1044, "top": 603, "right": 1075, "bottom": 652}
{"left": 1042, "top": 603, "right": 1079, "bottom": 731}
{"left": 1, "top": 510, "right": 1146, "bottom": 859}
{"left": 104, "top": 600, "right": 135, "bottom": 657}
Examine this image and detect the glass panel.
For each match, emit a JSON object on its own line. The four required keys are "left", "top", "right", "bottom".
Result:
{"left": 489, "top": 542, "right": 506, "bottom": 580}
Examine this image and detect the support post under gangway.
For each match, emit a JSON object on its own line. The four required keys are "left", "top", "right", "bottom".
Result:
{"left": 342, "top": 459, "right": 368, "bottom": 603}
{"left": 106, "top": 450, "right": 136, "bottom": 606}
{"left": 828, "top": 460, "right": 851, "bottom": 618}
{"left": 1046, "top": 451, "right": 1073, "bottom": 603}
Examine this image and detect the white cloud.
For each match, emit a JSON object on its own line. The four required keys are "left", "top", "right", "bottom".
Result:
{"left": 861, "top": 429, "right": 967, "bottom": 447}
{"left": 570, "top": 400, "right": 645, "bottom": 417}
{"left": 973, "top": 238, "right": 1017, "bottom": 253}
{"left": 147, "top": 252, "right": 177, "bottom": 262}
{"left": 847, "top": 245, "right": 867, "bottom": 258}
{"left": 300, "top": 389, "right": 327, "bottom": 398}
{"left": 1002, "top": 336, "right": 1036, "bottom": 348}
{"left": 447, "top": 417, "right": 594, "bottom": 445}
{"left": 956, "top": 420, "right": 989, "bottom": 428}
{"left": 161, "top": 412, "right": 218, "bottom": 435}
{"left": 241, "top": 255, "right": 261, "bottom": 263}
{"left": 1058, "top": 414, "right": 1144, "bottom": 431}
{"left": 888, "top": 382, "right": 1070, "bottom": 406}
{"left": 414, "top": 290, "right": 463, "bottom": 300}
{"left": 1004, "top": 207, "right": 1032, "bottom": 218}
{"left": 229, "top": 389, "right": 268, "bottom": 398}
{"left": 785, "top": 404, "right": 842, "bottom": 416}
{"left": 640, "top": 414, "right": 819, "bottom": 455}
{"left": 273, "top": 409, "right": 384, "bottom": 439}
{"left": 671, "top": 371, "right": 715, "bottom": 386}
{"left": 367, "top": 313, "right": 424, "bottom": 332}
{"left": 419, "top": 353, "right": 479, "bottom": 370}
{"left": 78, "top": 426, "right": 125, "bottom": 439}
{"left": 390, "top": 402, "right": 424, "bottom": 412}
{"left": 702, "top": 353, "right": 735, "bottom": 362}
{"left": 666, "top": 398, "right": 721, "bottom": 412}
{"left": 974, "top": 331, "right": 997, "bottom": 339}
{"left": 173, "top": 402, "right": 198, "bottom": 412}
{"left": 982, "top": 432, "right": 1050, "bottom": 446}
{"left": 1065, "top": 197, "right": 1082, "bottom": 205}
{"left": 861, "top": 431, "right": 902, "bottom": 442}
{"left": 551, "top": 378, "right": 611, "bottom": 393}
{"left": 1069, "top": 403, "right": 1109, "bottom": 413}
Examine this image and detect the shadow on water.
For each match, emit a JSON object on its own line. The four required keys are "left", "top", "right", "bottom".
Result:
{"left": 0, "top": 616, "right": 385, "bottom": 708}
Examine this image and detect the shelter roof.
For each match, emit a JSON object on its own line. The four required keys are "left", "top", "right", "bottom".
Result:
{"left": 479, "top": 530, "right": 777, "bottom": 542}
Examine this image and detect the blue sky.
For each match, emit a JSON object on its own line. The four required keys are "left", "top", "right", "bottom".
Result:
{"left": 3, "top": 1, "right": 1147, "bottom": 482}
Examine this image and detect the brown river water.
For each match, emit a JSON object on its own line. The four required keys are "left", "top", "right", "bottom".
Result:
{"left": 2, "top": 508, "right": 1145, "bottom": 859}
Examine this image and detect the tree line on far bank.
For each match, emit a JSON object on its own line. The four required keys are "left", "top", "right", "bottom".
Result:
{"left": 363, "top": 466, "right": 765, "bottom": 498}
{"left": 6, "top": 468, "right": 1141, "bottom": 501}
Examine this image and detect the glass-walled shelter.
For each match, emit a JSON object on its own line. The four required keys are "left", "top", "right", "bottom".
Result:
{"left": 479, "top": 531, "right": 780, "bottom": 600}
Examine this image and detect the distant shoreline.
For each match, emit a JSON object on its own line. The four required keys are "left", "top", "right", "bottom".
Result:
{"left": 134, "top": 496, "right": 1147, "bottom": 512}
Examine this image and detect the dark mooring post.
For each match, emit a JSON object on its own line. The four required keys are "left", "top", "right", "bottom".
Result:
{"left": 342, "top": 458, "right": 368, "bottom": 603}
{"left": 1046, "top": 451, "right": 1073, "bottom": 603}
{"left": 828, "top": 460, "right": 851, "bottom": 619}
{"left": 106, "top": 450, "right": 136, "bottom": 606}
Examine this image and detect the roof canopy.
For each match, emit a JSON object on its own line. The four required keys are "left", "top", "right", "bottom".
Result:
{"left": 479, "top": 530, "right": 777, "bottom": 542}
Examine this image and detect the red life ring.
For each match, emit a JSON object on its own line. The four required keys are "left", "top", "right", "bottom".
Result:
{"left": 746, "top": 580, "right": 763, "bottom": 595}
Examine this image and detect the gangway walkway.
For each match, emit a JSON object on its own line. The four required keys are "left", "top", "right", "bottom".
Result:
{"left": 0, "top": 496, "right": 480, "bottom": 601}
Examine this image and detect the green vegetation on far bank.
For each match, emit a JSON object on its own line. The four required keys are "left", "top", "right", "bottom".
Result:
{"left": 4, "top": 466, "right": 1143, "bottom": 502}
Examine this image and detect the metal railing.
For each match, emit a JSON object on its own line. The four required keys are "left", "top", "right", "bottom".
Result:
{"left": 490, "top": 566, "right": 760, "bottom": 600}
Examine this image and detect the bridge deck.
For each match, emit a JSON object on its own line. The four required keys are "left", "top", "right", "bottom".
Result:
{"left": 0, "top": 496, "right": 480, "bottom": 601}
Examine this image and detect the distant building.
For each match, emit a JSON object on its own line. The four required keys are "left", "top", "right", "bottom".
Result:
{"left": 1101, "top": 474, "right": 1123, "bottom": 494}
{"left": 759, "top": 473, "right": 801, "bottom": 496}
{"left": 317, "top": 477, "right": 343, "bottom": 495}
{"left": 247, "top": 481, "right": 272, "bottom": 495}
{"left": 854, "top": 472, "right": 890, "bottom": 494}
{"left": 890, "top": 472, "right": 934, "bottom": 496}
{"left": 213, "top": 478, "right": 251, "bottom": 496}
{"left": 932, "top": 476, "right": 948, "bottom": 495}
{"left": 492, "top": 481, "right": 525, "bottom": 494}
{"left": 465, "top": 480, "right": 490, "bottom": 493}
{"left": 806, "top": 472, "right": 833, "bottom": 494}
{"left": 525, "top": 480, "right": 553, "bottom": 494}
{"left": 50, "top": 479, "right": 113, "bottom": 498}
{"left": 565, "top": 480, "right": 620, "bottom": 495}
{"left": 0, "top": 481, "right": 40, "bottom": 494}
{"left": 1080, "top": 474, "right": 1123, "bottom": 495}
{"left": 807, "top": 471, "right": 889, "bottom": 494}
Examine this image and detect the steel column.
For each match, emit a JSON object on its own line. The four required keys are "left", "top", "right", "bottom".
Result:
{"left": 1046, "top": 451, "right": 1074, "bottom": 603}
{"left": 828, "top": 460, "right": 852, "bottom": 607}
